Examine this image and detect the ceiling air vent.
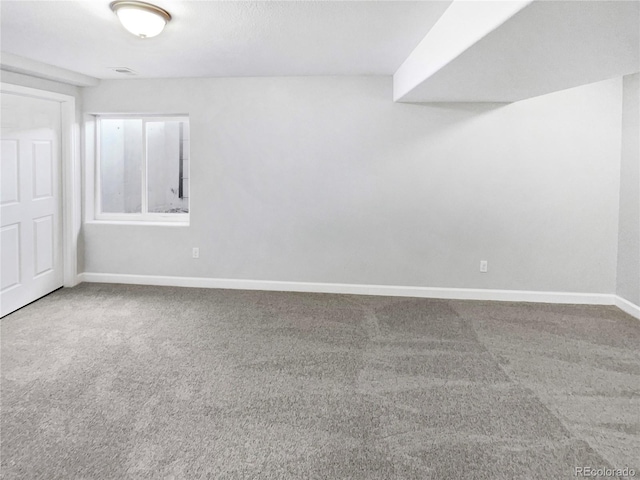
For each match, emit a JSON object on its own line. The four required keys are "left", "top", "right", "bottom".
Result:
{"left": 110, "top": 67, "right": 137, "bottom": 75}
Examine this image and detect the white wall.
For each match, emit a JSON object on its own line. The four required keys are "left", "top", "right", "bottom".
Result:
{"left": 1, "top": 70, "right": 81, "bottom": 99}
{"left": 617, "top": 73, "right": 640, "bottom": 306}
{"left": 82, "top": 76, "right": 622, "bottom": 294}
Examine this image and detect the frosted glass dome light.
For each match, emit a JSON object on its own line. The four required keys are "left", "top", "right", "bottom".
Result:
{"left": 110, "top": 1, "right": 171, "bottom": 38}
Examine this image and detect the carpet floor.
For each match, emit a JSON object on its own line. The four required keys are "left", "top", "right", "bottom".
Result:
{"left": 1, "top": 283, "right": 638, "bottom": 479}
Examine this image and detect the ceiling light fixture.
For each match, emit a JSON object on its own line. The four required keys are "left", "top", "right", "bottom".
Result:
{"left": 110, "top": 1, "right": 171, "bottom": 39}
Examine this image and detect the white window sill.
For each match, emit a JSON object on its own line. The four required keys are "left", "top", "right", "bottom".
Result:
{"left": 86, "top": 220, "right": 190, "bottom": 227}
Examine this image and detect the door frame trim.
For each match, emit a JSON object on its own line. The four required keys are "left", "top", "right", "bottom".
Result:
{"left": 1, "top": 83, "right": 80, "bottom": 287}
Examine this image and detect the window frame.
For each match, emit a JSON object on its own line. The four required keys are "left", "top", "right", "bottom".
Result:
{"left": 95, "top": 114, "right": 189, "bottom": 224}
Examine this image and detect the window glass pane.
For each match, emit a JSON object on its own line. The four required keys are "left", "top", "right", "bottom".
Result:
{"left": 146, "top": 120, "right": 189, "bottom": 214}
{"left": 99, "top": 119, "right": 142, "bottom": 213}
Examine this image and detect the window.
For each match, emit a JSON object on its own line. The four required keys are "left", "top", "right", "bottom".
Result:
{"left": 96, "top": 115, "right": 189, "bottom": 222}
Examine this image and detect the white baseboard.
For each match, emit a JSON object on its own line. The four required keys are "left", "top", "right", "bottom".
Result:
{"left": 77, "top": 272, "right": 617, "bottom": 306}
{"left": 614, "top": 295, "right": 640, "bottom": 320}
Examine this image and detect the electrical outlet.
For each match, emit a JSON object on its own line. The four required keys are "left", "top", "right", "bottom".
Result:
{"left": 192, "top": 247, "right": 199, "bottom": 259}
{"left": 480, "top": 260, "right": 488, "bottom": 273}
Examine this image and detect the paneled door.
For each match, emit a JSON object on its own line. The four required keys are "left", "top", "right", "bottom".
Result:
{"left": 1, "top": 93, "right": 63, "bottom": 317}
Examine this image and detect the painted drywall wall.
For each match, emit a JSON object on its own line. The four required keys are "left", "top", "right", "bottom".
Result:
{"left": 617, "top": 73, "right": 640, "bottom": 306}
{"left": 1, "top": 70, "right": 81, "bottom": 98}
{"left": 82, "top": 76, "right": 622, "bottom": 294}
{"left": 393, "top": 0, "right": 532, "bottom": 101}
{"left": 0, "top": 69, "right": 85, "bottom": 275}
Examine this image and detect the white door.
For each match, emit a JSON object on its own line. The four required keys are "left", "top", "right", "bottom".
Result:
{"left": 1, "top": 93, "right": 63, "bottom": 317}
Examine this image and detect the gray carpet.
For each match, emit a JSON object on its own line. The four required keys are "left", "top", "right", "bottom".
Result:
{"left": 1, "top": 283, "right": 638, "bottom": 479}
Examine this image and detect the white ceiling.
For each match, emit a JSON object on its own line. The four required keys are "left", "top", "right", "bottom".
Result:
{"left": 397, "top": 0, "right": 640, "bottom": 102}
{"left": 0, "top": 0, "right": 452, "bottom": 79}
{"left": 2, "top": 1, "right": 638, "bottom": 102}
